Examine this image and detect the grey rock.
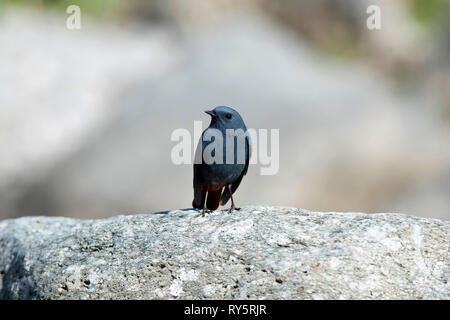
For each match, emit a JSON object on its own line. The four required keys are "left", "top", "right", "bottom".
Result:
{"left": 0, "top": 206, "right": 449, "bottom": 299}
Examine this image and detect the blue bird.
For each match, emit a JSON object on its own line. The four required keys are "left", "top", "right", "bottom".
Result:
{"left": 192, "top": 106, "right": 250, "bottom": 215}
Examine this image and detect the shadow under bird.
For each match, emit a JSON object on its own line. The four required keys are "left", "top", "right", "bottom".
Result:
{"left": 192, "top": 106, "right": 250, "bottom": 215}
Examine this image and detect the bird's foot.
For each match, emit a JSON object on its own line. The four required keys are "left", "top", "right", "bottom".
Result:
{"left": 200, "top": 209, "right": 214, "bottom": 217}
{"left": 227, "top": 206, "right": 241, "bottom": 214}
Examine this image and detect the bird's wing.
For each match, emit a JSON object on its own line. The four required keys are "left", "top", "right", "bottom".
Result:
{"left": 192, "top": 141, "right": 206, "bottom": 209}
{"left": 220, "top": 135, "right": 250, "bottom": 205}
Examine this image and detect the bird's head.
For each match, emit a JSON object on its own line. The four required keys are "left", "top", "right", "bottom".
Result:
{"left": 204, "top": 106, "right": 246, "bottom": 129}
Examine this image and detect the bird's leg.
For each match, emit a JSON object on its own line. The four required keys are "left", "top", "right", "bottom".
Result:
{"left": 227, "top": 184, "right": 241, "bottom": 213}
{"left": 202, "top": 197, "right": 208, "bottom": 217}
{"left": 202, "top": 186, "right": 212, "bottom": 217}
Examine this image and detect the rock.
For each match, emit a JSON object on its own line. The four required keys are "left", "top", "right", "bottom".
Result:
{"left": 0, "top": 206, "right": 448, "bottom": 299}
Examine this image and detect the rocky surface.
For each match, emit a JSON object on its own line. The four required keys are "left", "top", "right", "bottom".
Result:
{"left": 0, "top": 206, "right": 448, "bottom": 299}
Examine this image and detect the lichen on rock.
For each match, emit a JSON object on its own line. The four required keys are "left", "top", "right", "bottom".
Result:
{"left": 0, "top": 206, "right": 449, "bottom": 299}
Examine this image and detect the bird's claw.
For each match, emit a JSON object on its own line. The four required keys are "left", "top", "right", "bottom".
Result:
{"left": 201, "top": 209, "right": 213, "bottom": 217}
{"left": 227, "top": 206, "right": 241, "bottom": 214}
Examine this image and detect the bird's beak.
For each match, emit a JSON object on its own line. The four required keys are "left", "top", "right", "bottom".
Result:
{"left": 205, "top": 110, "right": 216, "bottom": 117}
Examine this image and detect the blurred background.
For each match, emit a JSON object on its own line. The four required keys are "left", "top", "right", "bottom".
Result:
{"left": 0, "top": 0, "right": 449, "bottom": 221}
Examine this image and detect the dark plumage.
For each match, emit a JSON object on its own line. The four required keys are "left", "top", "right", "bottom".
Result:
{"left": 192, "top": 106, "right": 250, "bottom": 214}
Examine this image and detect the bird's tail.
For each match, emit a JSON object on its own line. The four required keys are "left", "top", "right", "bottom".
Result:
{"left": 193, "top": 184, "right": 206, "bottom": 209}
{"left": 220, "top": 187, "right": 231, "bottom": 206}
{"left": 206, "top": 188, "right": 222, "bottom": 210}
{"left": 220, "top": 174, "right": 244, "bottom": 205}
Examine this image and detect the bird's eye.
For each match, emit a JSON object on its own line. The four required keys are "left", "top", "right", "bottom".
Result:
{"left": 225, "top": 113, "right": 232, "bottom": 120}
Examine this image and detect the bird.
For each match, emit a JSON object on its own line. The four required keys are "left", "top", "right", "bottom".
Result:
{"left": 192, "top": 106, "right": 250, "bottom": 215}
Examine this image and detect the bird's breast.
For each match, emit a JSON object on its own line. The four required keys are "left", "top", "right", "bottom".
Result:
{"left": 200, "top": 163, "right": 245, "bottom": 184}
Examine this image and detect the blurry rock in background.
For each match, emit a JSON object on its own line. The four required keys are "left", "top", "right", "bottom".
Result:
{"left": 0, "top": 0, "right": 449, "bottom": 220}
